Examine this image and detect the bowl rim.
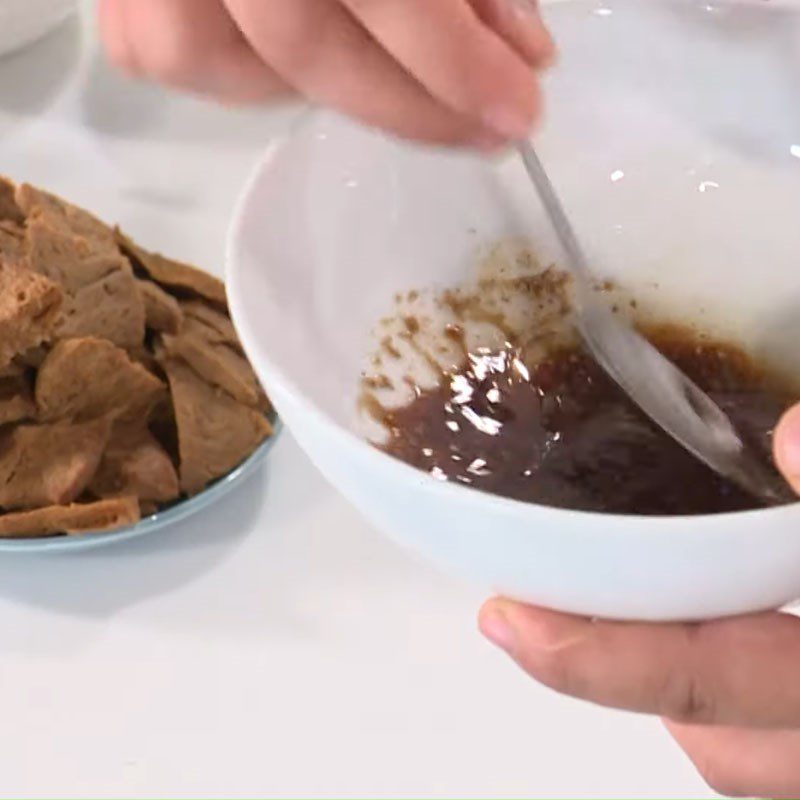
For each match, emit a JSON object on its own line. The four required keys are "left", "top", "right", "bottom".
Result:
{"left": 226, "top": 109, "right": 800, "bottom": 536}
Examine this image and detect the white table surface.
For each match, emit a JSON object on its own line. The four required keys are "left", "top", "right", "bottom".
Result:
{"left": 0, "top": 13, "right": 717, "bottom": 799}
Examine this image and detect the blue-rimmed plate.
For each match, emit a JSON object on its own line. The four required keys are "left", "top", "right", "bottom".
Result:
{"left": 0, "top": 415, "right": 281, "bottom": 553}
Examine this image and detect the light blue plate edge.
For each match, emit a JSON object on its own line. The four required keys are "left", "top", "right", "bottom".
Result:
{"left": 0, "top": 416, "right": 283, "bottom": 554}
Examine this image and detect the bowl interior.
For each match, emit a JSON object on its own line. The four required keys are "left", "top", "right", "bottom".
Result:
{"left": 230, "top": 0, "right": 800, "bottom": 442}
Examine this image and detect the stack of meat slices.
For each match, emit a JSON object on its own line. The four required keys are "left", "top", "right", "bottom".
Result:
{"left": 0, "top": 178, "right": 272, "bottom": 538}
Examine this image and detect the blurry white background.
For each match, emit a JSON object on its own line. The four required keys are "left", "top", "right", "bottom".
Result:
{"left": 0, "top": 0, "right": 75, "bottom": 57}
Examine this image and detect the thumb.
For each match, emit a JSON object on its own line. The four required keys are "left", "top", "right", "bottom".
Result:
{"left": 773, "top": 404, "right": 800, "bottom": 494}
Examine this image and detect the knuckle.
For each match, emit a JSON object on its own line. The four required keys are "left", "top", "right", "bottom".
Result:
{"left": 659, "top": 627, "right": 716, "bottom": 724}
{"left": 658, "top": 666, "right": 716, "bottom": 724}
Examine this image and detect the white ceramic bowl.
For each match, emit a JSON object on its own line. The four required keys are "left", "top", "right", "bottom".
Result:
{"left": 228, "top": 0, "right": 800, "bottom": 621}
{"left": 0, "top": 0, "right": 75, "bottom": 58}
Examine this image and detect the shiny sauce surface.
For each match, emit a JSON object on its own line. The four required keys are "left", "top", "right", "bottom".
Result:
{"left": 379, "top": 330, "right": 793, "bottom": 515}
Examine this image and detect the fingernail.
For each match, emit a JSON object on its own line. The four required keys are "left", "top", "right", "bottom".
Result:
{"left": 479, "top": 608, "right": 517, "bottom": 654}
{"left": 482, "top": 106, "right": 532, "bottom": 142}
{"left": 482, "top": 603, "right": 592, "bottom": 658}
{"left": 776, "top": 406, "right": 800, "bottom": 485}
{"left": 520, "top": 609, "right": 591, "bottom": 652}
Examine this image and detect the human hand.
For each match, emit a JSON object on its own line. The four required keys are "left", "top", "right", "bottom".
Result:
{"left": 98, "top": 0, "right": 554, "bottom": 148}
{"left": 479, "top": 403, "right": 800, "bottom": 798}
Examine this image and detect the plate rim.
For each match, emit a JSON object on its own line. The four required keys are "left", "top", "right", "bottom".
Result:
{"left": 0, "top": 416, "right": 282, "bottom": 554}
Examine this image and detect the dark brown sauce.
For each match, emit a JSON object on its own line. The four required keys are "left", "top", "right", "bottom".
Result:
{"left": 379, "top": 328, "right": 795, "bottom": 515}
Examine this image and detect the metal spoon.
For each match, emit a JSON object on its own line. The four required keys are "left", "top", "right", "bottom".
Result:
{"left": 518, "top": 141, "right": 792, "bottom": 505}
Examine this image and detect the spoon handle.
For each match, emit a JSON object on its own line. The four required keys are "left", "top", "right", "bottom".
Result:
{"left": 517, "top": 140, "right": 592, "bottom": 291}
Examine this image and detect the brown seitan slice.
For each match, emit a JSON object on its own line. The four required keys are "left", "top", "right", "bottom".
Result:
{"left": 162, "top": 357, "right": 271, "bottom": 494}
{"left": 148, "top": 392, "right": 179, "bottom": 466}
{"left": 176, "top": 306, "right": 271, "bottom": 412}
{"left": 0, "top": 496, "right": 140, "bottom": 538}
{"left": 0, "top": 221, "right": 24, "bottom": 260}
{"left": 16, "top": 183, "right": 117, "bottom": 254}
{"left": 25, "top": 214, "right": 145, "bottom": 350}
{"left": 0, "top": 417, "right": 111, "bottom": 509}
{"left": 56, "top": 265, "right": 146, "bottom": 350}
{"left": 116, "top": 229, "right": 227, "bottom": 308}
{"left": 137, "top": 279, "right": 183, "bottom": 333}
{"left": 36, "top": 337, "right": 164, "bottom": 422}
{"left": 0, "top": 260, "right": 63, "bottom": 368}
{"left": 90, "top": 422, "right": 179, "bottom": 504}
{"left": 128, "top": 346, "right": 162, "bottom": 378}
{"left": 161, "top": 319, "right": 261, "bottom": 406}
{"left": 26, "top": 214, "right": 127, "bottom": 293}
{"left": 181, "top": 300, "right": 241, "bottom": 349}
{"left": 0, "top": 177, "right": 23, "bottom": 224}
{"left": 14, "top": 346, "right": 48, "bottom": 369}
{"left": 0, "top": 374, "right": 36, "bottom": 425}
{"left": 0, "top": 361, "right": 24, "bottom": 380}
